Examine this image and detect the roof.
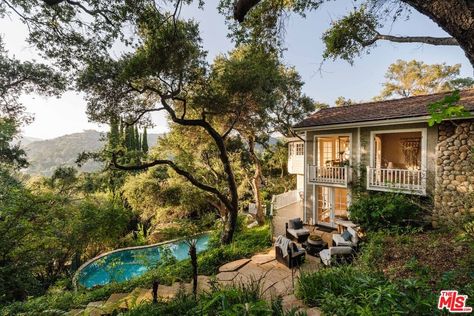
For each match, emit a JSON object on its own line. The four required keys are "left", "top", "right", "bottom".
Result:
{"left": 294, "top": 89, "right": 474, "bottom": 129}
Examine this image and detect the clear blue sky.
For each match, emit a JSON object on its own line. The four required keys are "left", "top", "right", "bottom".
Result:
{"left": 1, "top": 0, "right": 472, "bottom": 139}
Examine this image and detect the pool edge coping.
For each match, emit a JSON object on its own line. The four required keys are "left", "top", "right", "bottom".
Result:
{"left": 73, "top": 231, "right": 212, "bottom": 290}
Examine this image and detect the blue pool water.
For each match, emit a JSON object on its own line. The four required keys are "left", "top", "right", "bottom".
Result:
{"left": 76, "top": 234, "right": 210, "bottom": 288}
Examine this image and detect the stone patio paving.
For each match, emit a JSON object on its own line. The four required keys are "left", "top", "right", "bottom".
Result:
{"left": 216, "top": 248, "right": 322, "bottom": 315}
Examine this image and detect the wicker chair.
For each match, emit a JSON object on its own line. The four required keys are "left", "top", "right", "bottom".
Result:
{"left": 275, "top": 240, "right": 306, "bottom": 268}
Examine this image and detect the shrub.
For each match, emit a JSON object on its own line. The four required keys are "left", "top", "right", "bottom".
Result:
{"left": 0, "top": 224, "right": 272, "bottom": 315}
{"left": 348, "top": 192, "right": 423, "bottom": 231}
{"left": 124, "top": 281, "right": 304, "bottom": 316}
{"left": 296, "top": 266, "right": 437, "bottom": 315}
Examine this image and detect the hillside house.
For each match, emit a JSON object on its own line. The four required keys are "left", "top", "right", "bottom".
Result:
{"left": 272, "top": 89, "right": 474, "bottom": 235}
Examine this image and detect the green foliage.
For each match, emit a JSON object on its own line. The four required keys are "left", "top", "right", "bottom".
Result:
{"left": 142, "top": 127, "right": 149, "bottom": 153}
{"left": 322, "top": 7, "right": 379, "bottom": 64}
{"left": 348, "top": 192, "right": 423, "bottom": 231}
{"left": 124, "top": 282, "right": 302, "bottom": 316}
{"left": 0, "top": 168, "right": 133, "bottom": 305}
{"left": 0, "top": 224, "right": 271, "bottom": 314}
{"left": 377, "top": 60, "right": 465, "bottom": 100}
{"left": 0, "top": 118, "right": 27, "bottom": 169}
{"left": 428, "top": 90, "right": 470, "bottom": 126}
{"left": 296, "top": 265, "right": 436, "bottom": 315}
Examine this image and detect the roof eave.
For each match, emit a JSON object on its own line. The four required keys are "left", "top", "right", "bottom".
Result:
{"left": 292, "top": 113, "right": 474, "bottom": 131}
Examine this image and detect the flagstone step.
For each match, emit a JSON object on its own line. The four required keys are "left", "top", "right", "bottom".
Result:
{"left": 218, "top": 258, "right": 251, "bottom": 272}
{"left": 281, "top": 294, "right": 305, "bottom": 311}
{"left": 66, "top": 309, "right": 84, "bottom": 316}
{"left": 102, "top": 293, "right": 129, "bottom": 312}
{"left": 250, "top": 254, "right": 275, "bottom": 265}
{"left": 83, "top": 301, "right": 106, "bottom": 316}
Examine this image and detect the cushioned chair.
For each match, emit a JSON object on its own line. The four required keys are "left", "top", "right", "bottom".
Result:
{"left": 319, "top": 246, "right": 353, "bottom": 266}
{"left": 332, "top": 226, "right": 359, "bottom": 247}
{"left": 275, "top": 240, "right": 306, "bottom": 268}
{"left": 285, "top": 218, "right": 310, "bottom": 243}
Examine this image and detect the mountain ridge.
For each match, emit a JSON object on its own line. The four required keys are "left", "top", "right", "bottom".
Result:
{"left": 22, "top": 130, "right": 162, "bottom": 176}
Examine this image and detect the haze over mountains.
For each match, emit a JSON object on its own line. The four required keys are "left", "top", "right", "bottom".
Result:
{"left": 20, "top": 130, "right": 162, "bottom": 176}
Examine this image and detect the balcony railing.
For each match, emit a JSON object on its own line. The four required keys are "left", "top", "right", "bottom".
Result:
{"left": 367, "top": 167, "right": 426, "bottom": 195}
{"left": 308, "top": 165, "right": 349, "bottom": 187}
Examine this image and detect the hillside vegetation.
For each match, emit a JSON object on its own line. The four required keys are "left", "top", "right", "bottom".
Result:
{"left": 21, "top": 130, "right": 162, "bottom": 176}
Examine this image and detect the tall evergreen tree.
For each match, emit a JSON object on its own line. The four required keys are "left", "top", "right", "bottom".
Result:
{"left": 119, "top": 118, "right": 125, "bottom": 147}
{"left": 134, "top": 126, "right": 140, "bottom": 151}
{"left": 125, "top": 125, "right": 133, "bottom": 151}
{"left": 142, "top": 128, "right": 149, "bottom": 153}
{"left": 108, "top": 116, "right": 120, "bottom": 150}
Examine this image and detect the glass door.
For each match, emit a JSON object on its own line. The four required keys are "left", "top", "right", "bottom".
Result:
{"left": 317, "top": 187, "right": 333, "bottom": 226}
{"left": 317, "top": 187, "right": 349, "bottom": 226}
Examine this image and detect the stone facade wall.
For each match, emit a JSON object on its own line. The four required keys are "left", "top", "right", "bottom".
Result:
{"left": 433, "top": 120, "right": 474, "bottom": 227}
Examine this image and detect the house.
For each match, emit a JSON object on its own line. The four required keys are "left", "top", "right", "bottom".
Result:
{"left": 272, "top": 89, "right": 474, "bottom": 233}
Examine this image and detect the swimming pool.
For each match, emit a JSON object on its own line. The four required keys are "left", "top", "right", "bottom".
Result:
{"left": 75, "top": 234, "right": 210, "bottom": 288}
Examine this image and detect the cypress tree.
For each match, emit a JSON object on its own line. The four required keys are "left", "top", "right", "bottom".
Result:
{"left": 142, "top": 127, "right": 149, "bottom": 153}
{"left": 108, "top": 116, "right": 120, "bottom": 150}
{"left": 134, "top": 126, "right": 140, "bottom": 151}
{"left": 119, "top": 118, "right": 125, "bottom": 147}
{"left": 125, "top": 125, "right": 133, "bottom": 150}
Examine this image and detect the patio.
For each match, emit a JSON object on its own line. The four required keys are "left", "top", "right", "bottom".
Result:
{"left": 216, "top": 248, "right": 321, "bottom": 315}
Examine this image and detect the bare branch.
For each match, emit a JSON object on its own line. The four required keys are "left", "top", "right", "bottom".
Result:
{"left": 125, "top": 108, "right": 166, "bottom": 126}
{"left": 365, "top": 33, "right": 458, "bottom": 46}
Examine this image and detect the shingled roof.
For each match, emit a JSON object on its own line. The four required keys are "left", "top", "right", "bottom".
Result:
{"left": 294, "top": 89, "right": 474, "bottom": 129}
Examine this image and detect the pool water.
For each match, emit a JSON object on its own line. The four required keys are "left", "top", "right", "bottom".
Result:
{"left": 76, "top": 234, "right": 210, "bottom": 288}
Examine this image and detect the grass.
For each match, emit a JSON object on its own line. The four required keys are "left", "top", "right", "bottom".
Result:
{"left": 0, "top": 223, "right": 272, "bottom": 315}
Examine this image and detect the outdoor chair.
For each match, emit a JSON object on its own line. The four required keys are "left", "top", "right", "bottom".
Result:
{"left": 285, "top": 218, "right": 310, "bottom": 243}
{"left": 275, "top": 239, "right": 306, "bottom": 268}
{"left": 319, "top": 246, "right": 354, "bottom": 266}
{"left": 332, "top": 226, "right": 359, "bottom": 247}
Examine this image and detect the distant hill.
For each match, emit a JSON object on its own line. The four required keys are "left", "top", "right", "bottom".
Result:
{"left": 22, "top": 130, "right": 162, "bottom": 176}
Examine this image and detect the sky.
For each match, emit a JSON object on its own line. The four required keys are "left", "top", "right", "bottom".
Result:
{"left": 1, "top": 0, "right": 473, "bottom": 140}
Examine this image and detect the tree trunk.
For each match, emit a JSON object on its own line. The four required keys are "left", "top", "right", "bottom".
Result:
{"left": 401, "top": 0, "right": 474, "bottom": 67}
{"left": 189, "top": 243, "right": 198, "bottom": 297}
{"left": 162, "top": 99, "right": 239, "bottom": 245}
{"left": 248, "top": 137, "right": 265, "bottom": 225}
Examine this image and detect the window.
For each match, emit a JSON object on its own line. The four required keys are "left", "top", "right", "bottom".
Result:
{"left": 288, "top": 143, "right": 294, "bottom": 157}
{"left": 296, "top": 143, "right": 304, "bottom": 155}
{"left": 322, "top": 141, "right": 333, "bottom": 165}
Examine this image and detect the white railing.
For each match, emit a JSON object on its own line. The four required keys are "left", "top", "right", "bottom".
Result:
{"left": 367, "top": 167, "right": 426, "bottom": 195}
{"left": 271, "top": 190, "right": 300, "bottom": 210}
{"left": 308, "top": 165, "right": 349, "bottom": 186}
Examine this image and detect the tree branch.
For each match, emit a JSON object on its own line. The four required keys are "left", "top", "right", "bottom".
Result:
{"left": 370, "top": 33, "right": 458, "bottom": 46}
{"left": 125, "top": 108, "right": 166, "bottom": 126}
{"left": 233, "top": 0, "right": 262, "bottom": 22}
{"left": 111, "top": 154, "right": 234, "bottom": 212}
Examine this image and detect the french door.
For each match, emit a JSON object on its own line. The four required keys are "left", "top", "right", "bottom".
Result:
{"left": 317, "top": 187, "right": 348, "bottom": 227}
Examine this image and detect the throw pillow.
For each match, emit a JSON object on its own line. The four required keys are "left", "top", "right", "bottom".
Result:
{"left": 293, "top": 219, "right": 303, "bottom": 229}
{"left": 341, "top": 230, "right": 352, "bottom": 241}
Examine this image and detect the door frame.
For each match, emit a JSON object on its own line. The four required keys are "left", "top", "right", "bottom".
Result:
{"left": 313, "top": 133, "right": 352, "bottom": 227}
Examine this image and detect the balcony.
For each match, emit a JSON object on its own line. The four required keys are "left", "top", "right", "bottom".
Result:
{"left": 308, "top": 165, "right": 349, "bottom": 187}
{"left": 367, "top": 167, "right": 426, "bottom": 195}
